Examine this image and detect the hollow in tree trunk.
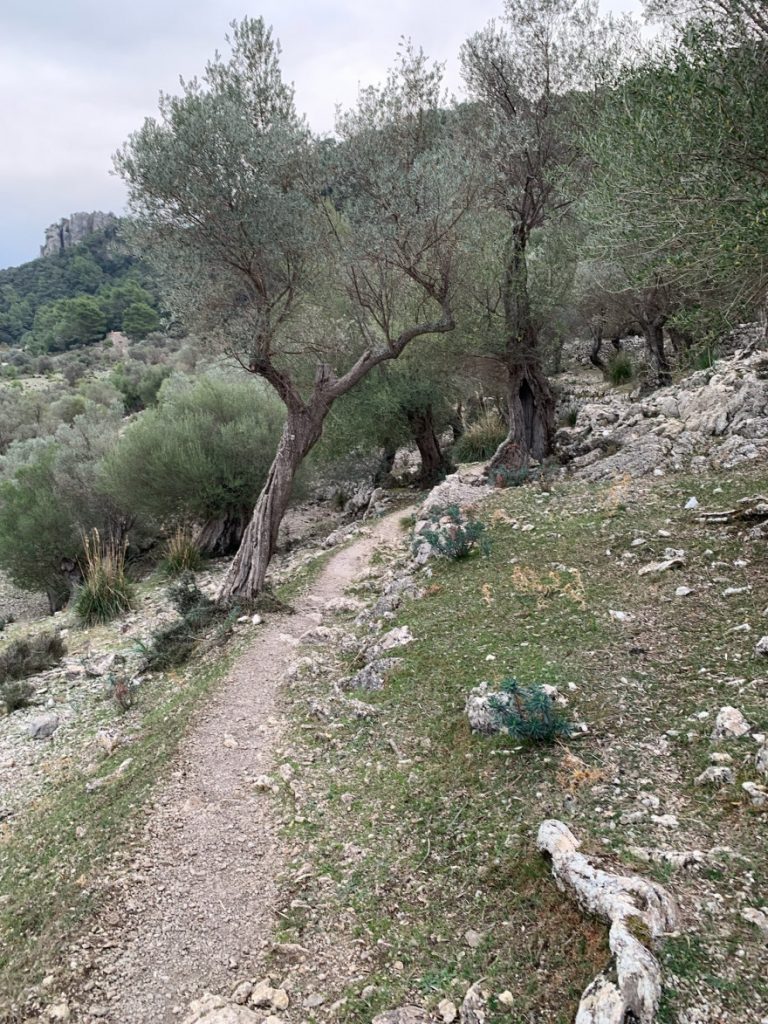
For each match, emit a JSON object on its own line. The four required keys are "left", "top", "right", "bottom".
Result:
{"left": 406, "top": 405, "right": 452, "bottom": 487}
{"left": 488, "top": 227, "right": 555, "bottom": 472}
{"left": 195, "top": 513, "right": 250, "bottom": 557}
{"left": 218, "top": 408, "right": 325, "bottom": 603}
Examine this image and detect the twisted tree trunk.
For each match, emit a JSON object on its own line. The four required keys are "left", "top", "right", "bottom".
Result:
{"left": 489, "top": 227, "right": 554, "bottom": 471}
{"left": 218, "top": 407, "right": 325, "bottom": 603}
{"left": 641, "top": 318, "right": 671, "bottom": 388}
{"left": 407, "top": 405, "right": 452, "bottom": 487}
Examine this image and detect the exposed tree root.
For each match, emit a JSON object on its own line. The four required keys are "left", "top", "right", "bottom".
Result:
{"left": 537, "top": 820, "right": 678, "bottom": 1024}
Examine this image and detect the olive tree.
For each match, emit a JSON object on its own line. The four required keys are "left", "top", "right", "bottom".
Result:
{"left": 116, "top": 21, "right": 472, "bottom": 602}
{"left": 460, "top": 0, "right": 626, "bottom": 467}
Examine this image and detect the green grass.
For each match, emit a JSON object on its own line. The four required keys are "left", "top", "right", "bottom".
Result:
{"left": 0, "top": 647, "right": 239, "bottom": 1013}
{"left": 282, "top": 465, "right": 768, "bottom": 1022}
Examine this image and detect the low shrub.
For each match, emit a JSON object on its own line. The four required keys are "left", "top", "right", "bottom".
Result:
{"left": 0, "top": 631, "right": 66, "bottom": 683}
{"left": 490, "top": 678, "right": 573, "bottom": 743}
{"left": 0, "top": 680, "right": 36, "bottom": 713}
{"left": 141, "top": 573, "right": 234, "bottom": 670}
{"left": 161, "top": 527, "right": 203, "bottom": 576}
{"left": 606, "top": 351, "right": 635, "bottom": 386}
{"left": 453, "top": 411, "right": 508, "bottom": 463}
{"left": 418, "top": 504, "right": 490, "bottom": 560}
{"left": 75, "top": 529, "right": 134, "bottom": 625}
{"left": 489, "top": 465, "right": 531, "bottom": 489}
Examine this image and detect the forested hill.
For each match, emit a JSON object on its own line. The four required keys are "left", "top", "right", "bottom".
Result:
{"left": 0, "top": 221, "right": 162, "bottom": 350}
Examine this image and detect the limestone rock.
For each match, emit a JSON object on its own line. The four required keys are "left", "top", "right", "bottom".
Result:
{"left": 340, "top": 657, "right": 402, "bottom": 693}
{"left": 438, "top": 998, "right": 458, "bottom": 1023}
{"left": 372, "top": 1009, "right": 430, "bottom": 1024}
{"left": 41, "top": 211, "right": 117, "bottom": 256}
{"left": 755, "top": 636, "right": 768, "bottom": 657}
{"left": 756, "top": 745, "right": 768, "bottom": 778}
{"left": 694, "top": 766, "right": 734, "bottom": 786}
{"left": 711, "top": 706, "right": 750, "bottom": 740}
{"left": 26, "top": 713, "right": 60, "bottom": 740}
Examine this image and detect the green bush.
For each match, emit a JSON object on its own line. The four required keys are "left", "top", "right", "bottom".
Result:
{"left": 453, "top": 411, "right": 507, "bottom": 462}
{"left": 490, "top": 678, "right": 573, "bottom": 743}
{"left": 75, "top": 530, "right": 134, "bottom": 625}
{"left": 103, "top": 371, "right": 284, "bottom": 551}
{"left": 418, "top": 504, "right": 490, "bottom": 560}
{"left": 606, "top": 351, "right": 635, "bottom": 386}
{"left": 0, "top": 631, "right": 66, "bottom": 684}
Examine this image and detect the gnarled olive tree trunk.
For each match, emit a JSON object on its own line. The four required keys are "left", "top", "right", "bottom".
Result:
{"left": 219, "top": 405, "right": 325, "bottom": 603}
{"left": 641, "top": 317, "right": 671, "bottom": 388}
{"left": 406, "top": 405, "right": 452, "bottom": 487}
{"left": 489, "top": 228, "right": 554, "bottom": 471}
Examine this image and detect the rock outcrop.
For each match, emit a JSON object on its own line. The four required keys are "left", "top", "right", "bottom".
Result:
{"left": 40, "top": 211, "right": 117, "bottom": 256}
{"left": 557, "top": 347, "right": 768, "bottom": 480}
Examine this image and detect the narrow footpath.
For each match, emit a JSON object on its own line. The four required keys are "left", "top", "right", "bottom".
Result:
{"left": 68, "top": 511, "right": 407, "bottom": 1024}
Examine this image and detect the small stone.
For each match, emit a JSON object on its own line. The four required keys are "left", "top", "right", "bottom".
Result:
{"left": 709, "top": 752, "right": 733, "bottom": 765}
{"left": 250, "top": 980, "right": 274, "bottom": 1008}
{"left": 303, "top": 993, "right": 325, "bottom": 1009}
{"left": 742, "top": 908, "right": 768, "bottom": 936}
{"left": 270, "top": 989, "right": 290, "bottom": 1011}
{"left": 712, "top": 706, "right": 750, "bottom": 740}
{"left": 609, "top": 610, "right": 632, "bottom": 622}
{"left": 372, "top": 1010, "right": 429, "bottom": 1024}
{"left": 695, "top": 766, "right": 734, "bottom": 786}
{"left": 438, "top": 998, "right": 457, "bottom": 1023}
{"left": 742, "top": 781, "right": 768, "bottom": 806}
{"left": 27, "top": 714, "right": 60, "bottom": 740}
{"left": 48, "top": 1005, "right": 70, "bottom": 1022}
{"left": 251, "top": 614, "right": 263, "bottom": 625}
{"left": 756, "top": 745, "right": 768, "bottom": 778}
{"left": 630, "top": 537, "right": 647, "bottom": 547}
{"left": 464, "top": 928, "right": 483, "bottom": 949}
{"left": 497, "top": 991, "right": 514, "bottom": 1008}
{"left": 232, "top": 982, "right": 252, "bottom": 1005}
{"left": 755, "top": 636, "right": 768, "bottom": 657}
{"left": 684, "top": 497, "right": 699, "bottom": 510}
{"left": 675, "top": 586, "right": 694, "bottom": 597}
{"left": 222, "top": 733, "right": 239, "bottom": 749}
{"left": 277, "top": 763, "right": 294, "bottom": 783}
{"left": 650, "top": 814, "right": 679, "bottom": 828}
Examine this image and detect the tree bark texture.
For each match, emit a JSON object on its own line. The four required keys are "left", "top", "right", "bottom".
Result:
{"left": 406, "top": 405, "right": 452, "bottom": 487}
{"left": 489, "top": 228, "right": 554, "bottom": 470}
{"left": 218, "top": 408, "right": 325, "bottom": 603}
{"left": 642, "top": 320, "right": 671, "bottom": 388}
{"left": 195, "top": 513, "right": 250, "bottom": 557}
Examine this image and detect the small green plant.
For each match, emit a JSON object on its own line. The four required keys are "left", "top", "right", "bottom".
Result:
{"left": 0, "top": 631, "right": 66, "bottom": 683}
{"left": 418, "top": 504, "right": 490, "bottom": 560}
{"left": 490, "top": 678, "right": 573, "bottom": 743}
{"left": 161, "top": 526, "right": 203, "bottom": 576}
{"left": 142, "top": 573, "right": 234, "bottom": 670}
{"left": 0, "top": 680, "right": 36, "bottom": 713}
{"left": 606, "top": 351, "right": 635, "bottom": 386}
{"left": 560, "top": 405, "right": 579, "bottom": 428}
{"left": 489, "top": 465, "right": 531, "bottom": 489}
{"left": 75, "top": 529, "right": 134, "bottom": 625}
{"left": 453, "top": 410, "right": 508, "bottom": 462}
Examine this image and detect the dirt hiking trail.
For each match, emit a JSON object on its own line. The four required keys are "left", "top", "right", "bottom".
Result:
{"left": 70, "top": 510, "right": 408, "bottom": 1024}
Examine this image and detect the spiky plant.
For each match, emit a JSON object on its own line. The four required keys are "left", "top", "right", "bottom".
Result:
{"left": 75, "top": 529, "right": 134, "bottom": 625}
{"left": 490, "top": 678, "right": 573, "bottom": 743}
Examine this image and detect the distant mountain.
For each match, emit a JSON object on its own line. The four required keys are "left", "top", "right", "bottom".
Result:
{"left": 40, "top": 211, "right": 119, "bottom": 257}
{"left": 0, "top": 218, "right": 161, "bottom": 349}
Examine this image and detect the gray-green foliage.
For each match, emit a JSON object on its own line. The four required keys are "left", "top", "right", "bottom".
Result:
{"left": 0, "top": 631, "right": 66, "bottom": 684}
{"left": 0, "top": 409, "right": 125, "bottom": 604}
{"left": 103, "top": 371, "right": 285, "bottom": 532}
{"left": 491, "top": 678, "right": 573, "bottom": 743}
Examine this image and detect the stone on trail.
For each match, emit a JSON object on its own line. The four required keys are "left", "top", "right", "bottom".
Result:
{"left": 711, "top": 706, "right": 750, "bottom": 740}
{"left": 438, "top": 998, "right": 458, "bottom": 1023}
{"left": 183, "top": 994, "right": 261, "bottom": 1024}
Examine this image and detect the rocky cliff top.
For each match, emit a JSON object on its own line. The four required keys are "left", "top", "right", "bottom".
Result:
{"left": 40, "top": 211, "right": 118, "bottom": 257}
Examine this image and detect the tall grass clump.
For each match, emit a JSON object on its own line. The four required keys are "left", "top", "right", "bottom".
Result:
{"left": 161, "top": 526, "right": 203, "bottom": 576}
{"left": 606, "top": 351, "right": 635, "bottom": 386}
{"left": 75, "top": 529, "right": 134, "bottom": 625}
{"left": 453, "top": 410, "right": 508, "bottom": 462}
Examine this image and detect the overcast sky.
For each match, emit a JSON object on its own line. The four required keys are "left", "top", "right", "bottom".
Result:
{"left": 0, "top": 1, "right": 643, "bottom": 269}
